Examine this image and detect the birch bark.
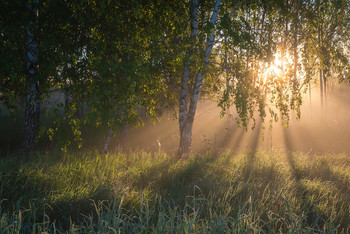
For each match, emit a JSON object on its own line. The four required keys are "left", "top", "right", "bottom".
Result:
{"left": 178, "top": 0, "right": 221, "bottom": 155}
{"left": 24, "top": 0, "right": 40, "bottom": 156}
{"left": 104, "top": 123, "right": 115, "bottom": 154}
{"left": 178, "top": 0, "right": 199, "bottom": 155}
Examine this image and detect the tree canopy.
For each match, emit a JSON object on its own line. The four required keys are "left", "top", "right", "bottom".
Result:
{"left": 0, "top": 0, "right": 349, "bottom": 155}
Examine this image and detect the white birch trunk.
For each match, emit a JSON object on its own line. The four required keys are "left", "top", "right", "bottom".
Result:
{"left": 178, "top": 0, "right": 221, "bottom": 155}
{"left": 178, "top": 0, "right": 199, "bottom": 155}
{"left": 104, "top": 123, "right": 114, "bottom": 154}
{"left": 24, "top": 0, "right": 40, "bottom": 156}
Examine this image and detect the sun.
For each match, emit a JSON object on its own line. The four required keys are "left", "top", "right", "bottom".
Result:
{"left": 262, "top": 65, "right": 281, "bottom": 84}
{"left": 274, "top": 52, "right": 283, "bottom": 68}
{"left": 261, "top": 51, "right": 293, "bottom": 85}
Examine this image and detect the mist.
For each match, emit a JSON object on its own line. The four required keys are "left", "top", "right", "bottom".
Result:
{"left": 116, "top": 82, "right": 350, "bottom": 156}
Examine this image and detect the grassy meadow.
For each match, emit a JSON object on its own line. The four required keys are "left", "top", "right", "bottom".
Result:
{"left": 2, "top": 0, "right": 350, "bottom": 232}
{"left": 1, "top": 149, "right": 350, "bottom": 233}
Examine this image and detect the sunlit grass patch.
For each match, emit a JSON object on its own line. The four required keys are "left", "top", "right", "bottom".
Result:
{"left": 1, "top": 150, "right": 350, "bottom": 233}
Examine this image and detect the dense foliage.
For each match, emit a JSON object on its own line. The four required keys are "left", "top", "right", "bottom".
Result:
{"left": 1, "top": 0, "right": 349, "bottom": 154}
{"left": 1, "top": 1, "right": 350, "bottom": 232}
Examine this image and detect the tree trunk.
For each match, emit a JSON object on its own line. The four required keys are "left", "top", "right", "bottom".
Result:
{"left": 178, "top": 0, "right": 199, "bottom": 155}
{"left": 318, "top": 13, "right": 324, "bottom": 111}
{"left": 104, "top": 123, "right": 129, "bottom": 154}
{"left": 323, "top": 72, "right": 327, "bottom": 121}
{"left": 320, "top": 68, "right": 323, "bottom": 108}
{"left": 178, "top": 0, "right": 221, "bottom": 156}
{"left": 323, "top": 73, "right": 327, "bottom": 107}
{"left": 119, "top": 124, "right": 128, "bottom": 146}
{"left": 104, "top": 123, "right": 114, "bottom": 154}
{"left": 309, "top": 81, "right": 312, "bottom": 116}
{"left": 24, "top": 0, "right": 40, "bottom": 157}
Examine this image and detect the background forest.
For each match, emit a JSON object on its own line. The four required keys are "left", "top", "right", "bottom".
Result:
{"left": 1, "top": 0, "right": 350, "bottom": 232}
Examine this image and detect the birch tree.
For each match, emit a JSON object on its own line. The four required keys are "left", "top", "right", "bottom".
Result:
{"left": 23, "top": 0, "right": 40, "bottom": 156}
{"left": 178, "top": 0, "right": 221, "bottom": 155}
{"left": 302, "top": 0, "right": 350, "bottom": 112}
{"left": 1, "top": 0, "right": 92, "bottom": 154}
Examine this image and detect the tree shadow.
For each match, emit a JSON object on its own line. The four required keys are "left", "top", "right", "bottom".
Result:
{"left": 3, "top": 145, "right": 349, "bottom": 231}
{"left": 283, "top": 127, "right": 330, "bottom": 228}
{"left": 133, "top": 153, "right": 219, "bottom": 205}
{"left": 242, "top": 118, "right": 262, "bottom": 182}
{"left": 0, "top": 153, "right": 122, "bottom": 231}
{"left": 248, "top": 118, "right": 262, "bottom": 155}
{"left": 283, "top": 127, "right": 350, "bottom": 192}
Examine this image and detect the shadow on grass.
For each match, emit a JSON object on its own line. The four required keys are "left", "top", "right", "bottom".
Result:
{"left": 2, "top": 145, "right": 349, "bottom": 232}
{"left": 133, "top": 153, "right": 219, "bottom": 205}
{"left": 283, "top": 126, "right": 350, "bottom": 194}
{"left": 284, "top": 127, "right": 350, "bottom": 228}
{"left": 0, "top": 153, "right": 119, "bottom": 231}
{"left": 242, "top": 118, "right": 262, "bottom": 181}
{"left": 283, "top": 127, "right": 331, "bottom": 228}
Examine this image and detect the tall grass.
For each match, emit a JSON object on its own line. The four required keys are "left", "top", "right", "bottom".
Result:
{"left": 1, "top": 149, "right": 350, "bottom": 233}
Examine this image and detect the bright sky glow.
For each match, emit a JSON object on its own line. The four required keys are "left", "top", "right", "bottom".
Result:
{"left": 261, "top": 51, "right": 294, "bottom": 85}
